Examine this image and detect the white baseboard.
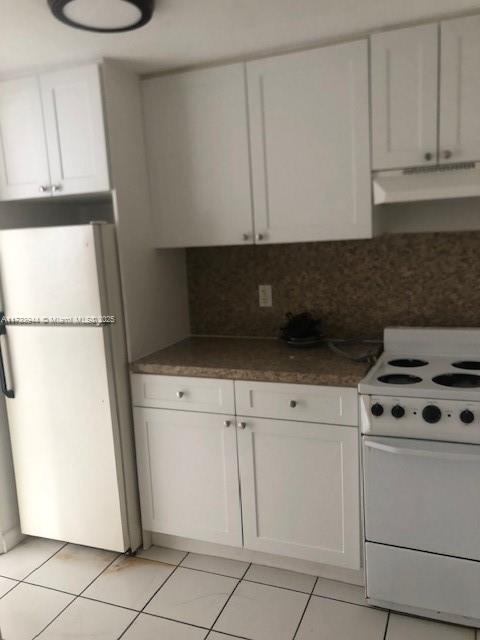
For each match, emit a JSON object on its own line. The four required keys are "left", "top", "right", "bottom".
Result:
{"left": 150, "top": 532, "right": 364, "bottom": 585}
{"left": 0, "top": 524, "right": 25, "bottom": 554}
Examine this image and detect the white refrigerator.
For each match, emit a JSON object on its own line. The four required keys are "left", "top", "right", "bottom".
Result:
{"left": 0, "top": 223, "right": 141, "bottom": 552}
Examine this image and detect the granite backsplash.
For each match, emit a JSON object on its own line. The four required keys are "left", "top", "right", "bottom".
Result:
{"left": 186, "top": 231, "right": 480, "bottom": 339}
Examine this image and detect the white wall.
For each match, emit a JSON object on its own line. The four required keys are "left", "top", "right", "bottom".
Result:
{"left": 102, "top": 61, "right": 190, "bottom": 362}
{"left": 2, "top": 0, "right": 480, "bottom": 77}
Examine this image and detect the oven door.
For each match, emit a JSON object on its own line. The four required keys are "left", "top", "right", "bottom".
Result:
{"left": 363, "top": 436, "right": 480, "bottom": 560}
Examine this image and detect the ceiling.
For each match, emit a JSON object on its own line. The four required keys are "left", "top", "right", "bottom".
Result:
{"left": 2, "top": 0, "right": 480, "bottom": 77}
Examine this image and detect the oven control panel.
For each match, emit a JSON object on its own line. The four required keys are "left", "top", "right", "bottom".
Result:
{"left": 360, "top": 395, "right": 480, "bottom": 444}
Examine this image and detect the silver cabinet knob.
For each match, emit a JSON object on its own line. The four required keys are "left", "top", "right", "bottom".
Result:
{"left": 51, "top": 184, "right": 62, "bottom": 193}
{"left": 290, "top": 400, "right": 297, "bottom": 408}
{"left": 176, "top": 391, "right": 184, "bottom": 398}
{"left": 256, "top": 233, "right": 265, "bottom": 241}
{"left": 224, "top": 420, "right": 232, "bottom": 428}
{"left": 242, "top": 233, "right": 251, "bottom": 241}
{"left": 424, "top": 152, "right": 433, "bottom": 161}
{"left": 39, "top": 185, "right": 50, "bottom": 193}
{"left": 237, "top": 421, "right": 247, "bottom": 429}
{"left": 443, "top": 150, "right": 452, "bottom": 159}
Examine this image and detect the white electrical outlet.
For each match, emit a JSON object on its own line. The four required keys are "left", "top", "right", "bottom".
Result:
{"left": 258, "top": 284, "right": 273, "bottom": 307}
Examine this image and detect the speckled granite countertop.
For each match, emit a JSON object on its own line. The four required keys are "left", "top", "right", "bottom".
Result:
{"left": 130, "top": 337, "right": 372, "bottom": 387}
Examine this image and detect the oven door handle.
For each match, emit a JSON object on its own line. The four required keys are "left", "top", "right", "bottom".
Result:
{"left": 364, "top": 438, "right": 480, "bottom": 462}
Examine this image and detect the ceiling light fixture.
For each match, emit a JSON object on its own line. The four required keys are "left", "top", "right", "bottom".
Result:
{"left": 48, "top": 0, "right": 154, "bottom": 33}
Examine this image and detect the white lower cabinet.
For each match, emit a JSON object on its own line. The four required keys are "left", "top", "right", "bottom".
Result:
{"left": 133, "top": 407, "right": 242, "bottom": 547}
{"left": 132, "top": 375, "right": 361, "bottom": 569}
{"left": 237, "top": 417, "right": 360, "bottom": 568}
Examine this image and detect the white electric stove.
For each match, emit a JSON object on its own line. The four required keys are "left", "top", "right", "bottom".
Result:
{"left": 359, "top": 327, "right": 480, "bottom": 628}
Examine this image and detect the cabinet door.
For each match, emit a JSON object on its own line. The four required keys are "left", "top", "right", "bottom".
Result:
{"left": 142, "top": 64, "right": 253, "bottom": 248}
{"left": 40, "top": 64, "right": 110, "bottom": 196}
{"left": 247, "top": 41, "right": 371, "bottom": 245}
{"left": 440, "top": 16, "right": 480, "bottom": 163}
{"left": 0, "top": 77, "right": 51, "bottom": 200}
{"left": 133, "top": 408, "right": 242, "bottom": 547}
{"left": 237, "top": 417, "right": 360, "bottom": 568}
{"left": 370, "top": 24, "right": 438, "bottom": 170}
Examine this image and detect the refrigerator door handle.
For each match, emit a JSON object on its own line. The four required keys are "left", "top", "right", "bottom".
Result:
{"left": 0, "top": 312, "right": 14, "bottom": 399}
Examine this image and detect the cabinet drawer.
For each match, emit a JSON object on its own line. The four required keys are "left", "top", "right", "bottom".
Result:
{"left": 235, "top": 381, "right": 358, "bottom": 425}
{"left": 131, "top": 374, "right": 235, "bottom": 414}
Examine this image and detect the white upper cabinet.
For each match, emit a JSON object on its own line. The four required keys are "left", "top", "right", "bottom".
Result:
{"left": 0, "top": 64, "right": 109, "bottom": 201}
{"left": 372, "top": 15, "right": 480, "bottom": 170}
{"left": 40, "top": 64, "right": 110, "bottom": 197}
{"left": 246, "top": 41, "right": 372, "bottom": 244}
{"left": 440, "top": 15, "right": 480, "bottom": 164}
{"left": 142, "top": 64, "right": 253, "bottom": 248}
{"left": 0, "top": 77, "right": 51, "bottom": 200}
{"left": 370, "top": 24, "right": 438, "bottom": 170}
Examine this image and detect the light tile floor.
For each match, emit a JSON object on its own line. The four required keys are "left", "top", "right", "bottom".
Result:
{"left": 0, "top": 537, "right": 478, "bottom": 640}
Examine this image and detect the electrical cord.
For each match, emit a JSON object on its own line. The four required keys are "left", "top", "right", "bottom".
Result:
{"left": 326, "top": 336, "right": 383, "bottom": 364}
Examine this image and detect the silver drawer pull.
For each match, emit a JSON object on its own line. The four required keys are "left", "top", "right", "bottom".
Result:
{"left": 290, "top": 400, "right": 297, "bottom": 408}
{"left": 237, "top": 421, "right": 247, "bottom": 429}
{"left": 176, "top": 391, "right": 185, "bottom": 399}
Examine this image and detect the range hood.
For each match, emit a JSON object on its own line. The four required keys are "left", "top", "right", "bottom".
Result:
{"left": 373, "top": 162, "right": 480, "bottom": 204}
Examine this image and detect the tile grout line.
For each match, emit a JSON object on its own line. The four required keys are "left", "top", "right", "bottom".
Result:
{"left": 207, "top": 561, "right": 253, "bottom": 636}
{"left": 115, "top": 610, "right": 141, "bottom": 640}
{"left": 1, "top": 565, "right": 320, "bottom": 599}
{"left": 291, "top": 576, "right": 319, "bottom": 640}
{"left": 310, "top": 591, "right": 376, "bottom": 609}
{"left": 32, "top": 594, "right": 78, "bottom": 639}
{"left": 18, "top": 540, "right": 69, "bottom": 582}
{"left": 179, "top": 562, "right": 252, "bottom": 582}
{"left": 205, "top": 629, "right": 253, "bottom": 640}
{"left": 0, "top": 540, "right": 70, "bottom": 610}
{"left": 382, "top": 610, "right": 391, "bottom": 640}
{"left": 138, "top": 610, "right": 211, "bottom": 631}
{"left": 0, "top": 578, "right": 19, "bottom": 600}
{"left": 139, "top": 558, "right": 184, "bottom": 613}
{"left": 77, "top": 552, "right": 123, "bottom": 597}
{"left": 30, "top": 550, "right": 125, "bottom": 639}
{"left": 177, "top": 562, "right": 317, "bottom": 594}
{"left": 117, "top": 553, "right": 195, "bottom": 640}
{"left": 243, "top": 577, "right": 318, "bottom": 596}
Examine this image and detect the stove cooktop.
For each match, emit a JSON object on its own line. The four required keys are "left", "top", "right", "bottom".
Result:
{"left": 358, "top": 328, "right": 480, "bottom": 401}
{"left": 360, "top": 354, "right": 480, "bottom": 400}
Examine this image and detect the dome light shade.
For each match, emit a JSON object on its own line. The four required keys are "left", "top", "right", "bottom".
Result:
{"left": 48, "top": 0, "right": 154, "bottom": 33}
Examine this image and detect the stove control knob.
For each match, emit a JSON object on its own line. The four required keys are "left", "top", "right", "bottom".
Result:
{"left": 422, "top": 405, "right": 442, "bottom": 424}
{"left": 460, "top": 409, "right": 474, "bottom": 425}
{"left": 371, "top": 403, "right": 384, "bottom": 417}
{"left": 391, "top": 405, "right": 405, "bottom": 419}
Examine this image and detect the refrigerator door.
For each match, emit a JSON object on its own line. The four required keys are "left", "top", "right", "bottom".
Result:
{"left": 0, "top": 225, "right": 129, "bottom": 551}
{"left": 0, "top": 225, "right": 103, "bottom": 318}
